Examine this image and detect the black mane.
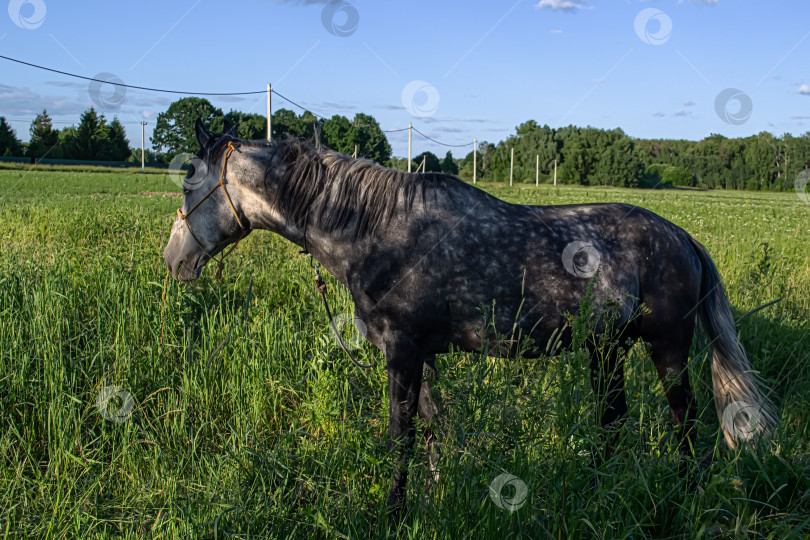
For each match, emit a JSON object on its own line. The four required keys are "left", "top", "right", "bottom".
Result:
{"left": 256, "top": 137, "right": 459, "bottom": 239}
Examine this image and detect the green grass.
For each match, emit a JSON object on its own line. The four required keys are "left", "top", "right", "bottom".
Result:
{"left": 1, "top": 168, "right": 809, "bottom": 538}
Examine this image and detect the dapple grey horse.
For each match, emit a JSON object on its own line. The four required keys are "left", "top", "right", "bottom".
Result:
{"left": 164, "top": 119, "right": 776, "bottom": 512}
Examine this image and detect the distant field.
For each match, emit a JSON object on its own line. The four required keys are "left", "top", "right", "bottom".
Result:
{"left": 1, "top": 168, "right": 809, "bottom": 538}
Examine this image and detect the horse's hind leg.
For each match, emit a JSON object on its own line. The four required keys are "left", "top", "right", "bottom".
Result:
{"left": 384, "top": 334, "right": 423, "bottom": 514}
{"left": 647, "top": 329, "right": 697, "bottom": 457}
{"left": 590, "top": 345, "right": 628, "bottom": 464}
{"left": 418, "top": 355, "right": 441, "bottom": 500}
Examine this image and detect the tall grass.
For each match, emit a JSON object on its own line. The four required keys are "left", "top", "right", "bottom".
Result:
{"left": 1, "top": 170, "right": 809, "bottom": 538}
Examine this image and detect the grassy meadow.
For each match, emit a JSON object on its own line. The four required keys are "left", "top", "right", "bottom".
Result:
{"left": 1, "top": 165, "right": 809, "bottom": 538}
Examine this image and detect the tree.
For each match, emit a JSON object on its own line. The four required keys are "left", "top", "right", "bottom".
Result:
{"left": 71, "top": 107, "right": 111, "bottom": 160}
{"left": 224, "top": 110, "right": 267, "bottom": 140}
{"left": 441, "top": 150, "right": 458, "bottom": 175}
{"left": 742, "top": 132, "right": 778, "bottom": 191}
{"left": 151, "top": 97, "right": 224, "bottom": 161}
{"left": 559, "top": 132, "right": 586, "bottom": 184}
{"left": 477, "top": 141, "right": 496, "bottom": 180}
{"left": 412, "top": 151, "right": 442, "bottom": 172}
{"left": 28, "top": 109, "right": 59, "bottom": 159}
{"left": 271, "top": 108, "right": 301, "bottom": 140}
{"left": 57, "top": 126, "right": 78, "bottom": 160}
{"left": 322, "top": 114, "right": 356, "bottom": 155}
{"left": 107, "top": 117, "right": 131, "bottom": 161}
{"left": 271, "top": 108, "right": 319, "bottom": 140}
{"left": 591, "top": 136, "right": 643, "bottom": 187}
{"left": 352, "top": 113, "right": 391, "bottom": 164}
{"left": 457, "top": 151, "right": 475, "bottom": 181}
{"left": 0, "top": 117, "right": 22, "bottom": 157}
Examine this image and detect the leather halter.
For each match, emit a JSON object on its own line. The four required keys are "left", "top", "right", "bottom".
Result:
{"left": 175, "top": 141, "right": 247, "bottom": 278}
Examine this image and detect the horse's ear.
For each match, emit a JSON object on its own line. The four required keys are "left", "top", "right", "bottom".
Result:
{"left": 223, "top": 118, "right": 235, "bottom": 137}
{"left": 195, "top": 118, "right": 211, "bottom": 149}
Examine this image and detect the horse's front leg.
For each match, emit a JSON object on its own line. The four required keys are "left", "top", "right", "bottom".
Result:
{"left": 384, "top": 334, "right": 423, "bottom": 515}
{"left": 418, "top": 355, "right": 441, "bottom": 501}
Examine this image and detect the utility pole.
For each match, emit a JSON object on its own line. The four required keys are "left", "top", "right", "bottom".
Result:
{"left": 267, "top": 83, "right": 272, "bottom": 141}
{"left": 473, "top": 138, "right": 477, "bottom": 185}
{"left": 509, "top": 147, "right": 514, "bottom": 187}
{"left": 140, "top": 121, "right": 147, "bottom": 171}
{"left": 536, "top": 154, "right": 539, "bottom": 187}
{"left": 408, "top": 122, "right": 412, "bottom": 173}
{"left": 553, "top": 158, "right": 557, "bottom": 186}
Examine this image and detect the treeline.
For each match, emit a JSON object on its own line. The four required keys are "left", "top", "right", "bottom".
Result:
{"left": 0, "top": 109, "right": 132, "bottom": 162}
{"left": 0, "top": 97, "right": 393, "bottom": 166}
{"left": 3, "top": 100, "right": 809, "bottom": 191}
{"left": 149, "top": 97, "right": 391, "bottom": 165}
{"left": 454, "top": 121, "right": 810, "bottom": 191}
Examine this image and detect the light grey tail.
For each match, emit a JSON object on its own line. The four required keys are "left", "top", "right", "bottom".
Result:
{"left": 690, "top": 238, "right": 777, "bottom": 449}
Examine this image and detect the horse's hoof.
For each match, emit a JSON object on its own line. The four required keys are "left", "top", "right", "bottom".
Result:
{"left": 386, "top": 499, "right": 406, "bottom": 522}
{"left": 387, "top": 483, "right": 407, "bottom": 520}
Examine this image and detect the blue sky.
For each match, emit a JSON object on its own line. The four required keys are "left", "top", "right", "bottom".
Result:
{"left": 1, "top": 0, "right": 809, "bottom": 158}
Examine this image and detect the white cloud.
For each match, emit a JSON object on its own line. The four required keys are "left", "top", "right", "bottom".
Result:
{"left": 0, "top": 83, "right": 84, "bottom": 116}
{"left": 683, "top": 100, "right": 696, "bottom": 107}
{"left": 535, "top": 0, "right": 591, "bottom": 13}
{"left": 550, "top": 29, "right": 564, "bottom": 34}
{"left": 674, "top": 109, "right": 691, "bottom": 117}
{"left": 421, "top": 117, "right": 488, "bottom": 125}
{"left": 433, "top": 126, "right": 464, "bottom": 134}
{"left": 798, "top": 84, "right": 810, "bottom": 95}
{"left": 316, "top": 101, "right": 357, "bottom": 110}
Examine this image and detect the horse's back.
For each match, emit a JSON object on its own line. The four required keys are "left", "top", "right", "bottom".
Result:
{"left": 430, "top": 199, "right": 702, "bottom": 354}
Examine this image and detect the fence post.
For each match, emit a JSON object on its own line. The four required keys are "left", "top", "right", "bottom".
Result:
{"left": 408, "top": 123, "right": 412, "bottom": 173}
{"left": 510, "top": 147, "right": 514, "bottom": 187}
{"left": 473, "top": 138, "right": 477, "bottom": 185}
{"left": 141, "top": 121, "right": 146, "bottom": 171}
{"left": 267, "top": 83, "right": 272, "bottom": 141}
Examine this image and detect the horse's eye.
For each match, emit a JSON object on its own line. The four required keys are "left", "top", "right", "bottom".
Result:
{"left": 186, "top": 164, "right": 195, "bottom": 178}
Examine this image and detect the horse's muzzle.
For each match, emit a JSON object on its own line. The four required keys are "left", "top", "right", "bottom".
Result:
{"left": 163, "top": 229, "right": 205, "bottom": 281}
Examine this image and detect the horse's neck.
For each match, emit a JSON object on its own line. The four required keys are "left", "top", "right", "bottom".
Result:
{"left": 250, "top": 161, "right": 354, "bottom": 285}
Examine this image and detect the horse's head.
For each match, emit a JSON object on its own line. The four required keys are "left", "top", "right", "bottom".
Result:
{"left": 163, "top": 118, "right": 252, "bottom": 281}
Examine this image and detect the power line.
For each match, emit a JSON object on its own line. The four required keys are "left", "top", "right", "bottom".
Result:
{"left": 269, "top": 89, "right": 327, "bottom": 119}
{"left": 0, "top": 54, "right": 265, "bottom": 96}
{"left": 412, "top": 126, "right": 473, "bottom": 148}
{"left": 1, "top": 54, "right": 476, "bottom": 149}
